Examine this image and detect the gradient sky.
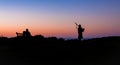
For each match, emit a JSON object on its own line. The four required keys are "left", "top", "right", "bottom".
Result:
{"left": 0, "top": 0, "right": 120, "bottom": 38}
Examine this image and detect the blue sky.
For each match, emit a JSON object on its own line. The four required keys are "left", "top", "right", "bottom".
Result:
{"left": 0, "top": 0, "right": 120, "bottom": 14}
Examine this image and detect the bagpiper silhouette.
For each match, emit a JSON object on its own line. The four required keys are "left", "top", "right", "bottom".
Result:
{"left": 75, "top": 22, "right": 85, "bottom": 41}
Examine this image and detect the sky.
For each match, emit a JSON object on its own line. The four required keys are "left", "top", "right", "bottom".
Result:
{"left": 0, "top": 0, "right": 120, "bottom": 39}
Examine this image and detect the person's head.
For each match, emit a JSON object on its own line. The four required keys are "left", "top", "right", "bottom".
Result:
{"left": 78, "top": 24, "right": 81, "bottom": 28}
{"left": 26, "top": 28, "right": 29, "bottom": 32}
{"left": 23, "top": 31, "right": 26, "bottom": 33}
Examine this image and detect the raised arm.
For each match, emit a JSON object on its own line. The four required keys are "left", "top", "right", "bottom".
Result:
{"left": 75, "top": 22, "right": 78, "bottom": 26}
{"left": 75, "top": 22, "right": 79, "bottom": 28}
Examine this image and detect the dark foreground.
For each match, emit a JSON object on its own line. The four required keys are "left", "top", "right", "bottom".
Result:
{"left": 0, "top": 36, "right": 120, "bottom": 65}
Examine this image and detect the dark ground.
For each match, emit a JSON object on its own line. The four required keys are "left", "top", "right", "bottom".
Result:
{"left": 0, "top": 36, "right": 120, "bottom": 65}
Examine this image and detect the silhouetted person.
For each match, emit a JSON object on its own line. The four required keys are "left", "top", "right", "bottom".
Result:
{"left": 23, "top": 31, "right": 26, "bottom": 37}
{"left": 16, "top": 28, "right": 32, "bottom": 37}
{"left": 75, "top": 23, "right": 85, "bottom": 41}
{"left": 25, "top": 29, "right": 32, "bottom": 37}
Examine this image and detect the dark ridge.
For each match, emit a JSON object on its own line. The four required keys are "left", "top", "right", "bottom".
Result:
{"left": 0, "top": 35, "right": 120, "bottom": 65}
